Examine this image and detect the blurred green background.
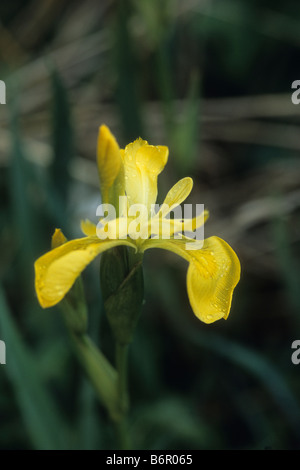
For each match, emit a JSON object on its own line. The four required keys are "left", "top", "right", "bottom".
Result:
{"left": 1, "top": 0, "right": 300, "bottom": 450}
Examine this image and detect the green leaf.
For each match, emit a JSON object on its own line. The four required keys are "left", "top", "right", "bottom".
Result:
{"left": 152, "top": 268, "right": 300, "bottom": 438}
{"left": 8, "top": 92, "right": 37, "bottom": 269}
{"left": 50, "top": 67, "right": 74, "bottom": 203}
{"left": 171, "top": 71, "right": 201, "bottom": 175}
{"left": 114, "top": 0, "right": 144, "bottom": 141}
{"left": 272, "top": 210, "right": 300, "bottom": 317}
{"left": 77, "top": 379, "right": 103, "bottom": 450}
{"left": 0, "top": 285, "right": 71, "bottom": 450}
{"left": 132, "top": 397, "right": 220, "bottom": 449}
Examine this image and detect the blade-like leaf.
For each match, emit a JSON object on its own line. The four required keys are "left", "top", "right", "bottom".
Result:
{"left": 50, "top": 67, "right": 74, "bottom": 203}
{"left": 0, "top": 285, "right": 71, "bottom": 450}
{"left": 152, "top": 268, "right": 300, "bottom": 438}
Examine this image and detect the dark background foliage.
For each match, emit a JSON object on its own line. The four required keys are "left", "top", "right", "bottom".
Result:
{"left": 0, "top": 0, "right": 300, "bottom": 450}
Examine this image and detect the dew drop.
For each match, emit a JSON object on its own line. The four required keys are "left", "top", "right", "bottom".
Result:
{"left": 206, "top": 314, "right": 213, "bottom": 321}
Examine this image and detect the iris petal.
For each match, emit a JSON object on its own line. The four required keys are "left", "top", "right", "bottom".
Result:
{"left": 156, "top": 177, "right": 193, "bottom": 218}
{"left": 149, "top": 210, "right": 209, "bottom": 238}
{"left": 81, "top": 219, "right": 97, "bottom": 236}
{"left": 35, "top": 236, "right": 136, "bottom": 308}
{"left": 97, "top": 125, "right": 122, "bottom": 203}
{"left": 51, "top": 228, "right": 68, "bottom": 249}
{"left": 122, "top": 139, "right": 168, "bottom": 213}
{"left": 141, "top": 236, "right": 240, "bottom": 324}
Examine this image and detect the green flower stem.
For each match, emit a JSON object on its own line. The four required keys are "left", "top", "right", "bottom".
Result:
{"left": 100, "top": 247, "right": 144, "bottom": 449}
{"left": 61, "top": 247, "right": 144, "bottom": 449}
{"left": 67, "top": 326, "right": 131, "bottom": 448}
{"left": 59, "top": 282, "right": 121, "bottom": 422}
{"left": 114, "top": 342, "right": 131, "bottom": 449}
{"left": 113, "top": 415, "right": 130, "bottom": 451}
{"left": 116, "top": 342, "right": 129, "bottom": 415}
{"left": 70, "top": 332, "right": 120, "bottom": 421}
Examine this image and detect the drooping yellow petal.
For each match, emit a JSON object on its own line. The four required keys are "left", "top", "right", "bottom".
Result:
{"left": 97, "top": 125, "right": 122, "bottom": 203}
{"left": 35, "top": 236, "right": 136, "bottom": 308}
{"left": 141, "top": 236, "right": 240, "bottom": 324}
{"left": 186, "top": 237, "right": 240, "bottom": 323}
{"left": 122, "top": 138, "right": 169, "bottom": 213}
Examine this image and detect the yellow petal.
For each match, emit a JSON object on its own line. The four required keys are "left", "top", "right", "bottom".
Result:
{"left": 149, "top": 177, "right": 208, "bottom": 238}
{"left": 35, "top": 236, "right": 136, "bottom": 308}
{"left": 186, "top": 237, "right": 240, "bottom": 323}
{"left": 51, "top": 228, "right": 68, "bottom": 249}
{"left": 81, "top": 219, "right": 97, "bottom": 236}
{"left": 123, "top": 137, "right": 147, "bottom": 162}
{"left": 156, "top": 177, "right": 194, "bottom": 218}
{"left": 141, "top": 236, "right": 240, "bottom": 324}
{"left": 122, "top": 138, "right": 169, "bottom": 212}
{"left": 149, "top": 209, "right": 209, "bottom": 238}
{"left": 97, "top": 125, "right": 122, "bottom": 203}
{"left": 135, "top": 144, "right": 169, "bottom": 176}
{"left": 96, "top": 217, "right": 131, "bottom": 240}
{"left": 180, "top": 210, "right": 209, "bottom": 232}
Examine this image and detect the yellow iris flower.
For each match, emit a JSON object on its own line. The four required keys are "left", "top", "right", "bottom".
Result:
{"left": 34, "top": 125, "right": 240, "bottom": 324}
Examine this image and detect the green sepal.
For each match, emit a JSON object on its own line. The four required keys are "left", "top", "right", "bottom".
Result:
{"left": 60, "top": 276, "right": 88, "bottom": 335}
{"left": 100, "top": 246, "right": 144, "bottom": 345}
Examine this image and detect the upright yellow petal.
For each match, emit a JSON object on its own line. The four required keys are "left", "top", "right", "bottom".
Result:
{"left": 51, "top": 228, "right": 68, "bottom": 249}
{"left": 122, "top": 138, "right": 169, "bottom": 213}
{"left": 97, "top": 125, "right": 122, "bottom": 203}
{"left": 143, "top": 178, "right": 208, "bottom": 239}
{"left": 35, "top": 236, "right": 136, "bottom": 308}
{"left": 156, "top": 177, "right": 193, "bottom": 218}
{"left": 141, "top": 236, "right": 240, "bottom": 324}
{"left": 81, "top": 219, "right": 97, "bottom": 236}
{"left": 121, "top": 138, "right": 145, "bottom": 209}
